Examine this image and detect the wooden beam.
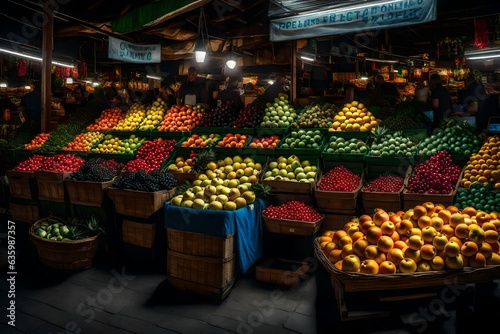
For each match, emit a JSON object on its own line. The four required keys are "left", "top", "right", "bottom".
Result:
{"left": 42, "top": 0, "right": 54, "bottom": 133}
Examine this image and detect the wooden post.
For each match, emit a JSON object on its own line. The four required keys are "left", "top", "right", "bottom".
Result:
{"left": 41, "top": 0, "right": 54, "bottom": 132}
{"left": 291, "top": 40, "right": 297, "bottom": 103}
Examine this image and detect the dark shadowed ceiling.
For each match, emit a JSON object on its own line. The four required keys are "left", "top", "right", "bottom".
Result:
{"left": 0, "top": 0, "right": 499, "bottom": 71}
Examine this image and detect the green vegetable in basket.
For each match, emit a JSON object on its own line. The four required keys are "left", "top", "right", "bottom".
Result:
{"left": 37, "top": 229, "right": 47, "bottom": 238}
{"left": 60, "top": 225, "right": 70, "bottom": 237}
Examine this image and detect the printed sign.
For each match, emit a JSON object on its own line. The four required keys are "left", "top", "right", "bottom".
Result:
{"left": 108, "top": 36, "right": 161, "bottom": 63}
{"left": 270, "top": 0, "right": 437, "bottom": 41}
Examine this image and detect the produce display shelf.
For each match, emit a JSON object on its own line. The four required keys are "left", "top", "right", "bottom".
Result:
{"left": 193, "top": 126, "right": 229, "bottom": 134}
{"left": 107, "top": 129, "right": 152, "bottom": 138}
{"left": 415, "top": 153, "right": 470, "bottom": 166}
{"left": 58, "top": 150, "right": 90, "bottom": 159}
{"left": 150, "top": 130, "right": 192, "bottom": 140}
{"left": 226, "top": 122, "right": 255, "bottom": 135}
{"left": 213, "top": 135, "right": 254, "bottom": 157}
{"left": 161, "top": 155, "right": 198, "bottom": 186}
{"left": 255, "top": 257, "right": 311, "bottom": 287}
{"left": 290, "top": 127, "right": 330, "bottom": 135}
{"left": 275, "top": 135, "right": 325, "bottom": 160}
{"left": 314, "top": 170, "right": 363, "bottom": 214}
{"left": 322, "top": 152, "right": 366, "bottom": 163}
{"left": 365, "top": 155, "right": 415, "bottom": 166}
{"left": 88, "top": 152, "right": 135, "bottom": 162}
{"left": 262, "top": 215, "right": 324, "bottom": 236}
{"left": 255, "top": 127, "right": 290, "bottom": 137}
{"left": 325, "top": 131, "right": 371, "bottom": 141}
{"left": 6, "top": 170, "right": 38, "bottom": 200}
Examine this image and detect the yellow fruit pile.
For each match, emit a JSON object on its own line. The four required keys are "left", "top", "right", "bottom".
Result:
{"left": 329, "top": 101, "right": 381, "bottom": 132}
{"left": 320, "top": 202, "right": 500, "bottom": 274}
{"left": 113, "top": 103, "right": 147, "bottom": 131}
{"left": 461, "top": 135, "right": 500, "bottom": 189}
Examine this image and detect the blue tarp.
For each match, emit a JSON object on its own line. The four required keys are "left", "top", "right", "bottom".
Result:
{"left": 164, "top": 199, "right": 266, "bottom": 274}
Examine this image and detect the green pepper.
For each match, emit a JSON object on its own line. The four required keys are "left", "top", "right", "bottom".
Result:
{"left": 37, "top": 229, "right": 47, "bottom": 238}
{"left": 60, "top": 225, "right": 70, "bottom": 237}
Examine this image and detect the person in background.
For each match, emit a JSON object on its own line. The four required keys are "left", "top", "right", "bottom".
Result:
{"left": 415, "top": 80, "right": 431, "bottom": 104}
{"left": 264, "top": 73, "right": 286, "bottom": 103}
{"left": 430, "top": 73, "right": 452, "bottom": 131}
{"left": 452, "top": 71, "right": 490, "bottom": 131}
{"left": 85, "top": 86, "right": 108, "bottom": 111}
{"left": 219, "top": 76, "right": 243, "bottom": 109}
{"left": 20, "top": 81, "right": 42, "bottom": 130}
{"left": 163, "top": 77, "right": 182, "bottom": 108}
{"left": 374, "top": 75, "right": 399, "bottom": 98}
{"left": 177, "top": 66, "right": 208, "bottom": 109}
{"left": 205, "top": 74, "right": 220, "bottom": 110}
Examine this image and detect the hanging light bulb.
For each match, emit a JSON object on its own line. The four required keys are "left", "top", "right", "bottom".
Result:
{"left": 65, "top": 75, "right": 74, "bottom": 84}
{"left": 226, "top": 53, "right": 237, "bottom": 69}
{"left": 194, "top": 39, "right": 206, "bottom": 63}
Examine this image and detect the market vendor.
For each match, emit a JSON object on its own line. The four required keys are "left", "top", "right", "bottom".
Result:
{"left": 20, "top": 81, "right": 42, "bottom": 130}
{"left": 452, "top": 71, "right": 491, "bottom": 131}
{"left": 219, "top": 76, "right": 243, "bottom": 109}
{"left": 430, "top": 73, "right": 452, "bottom": 130}
{"left": 177, "top": 66, "right": 209, "bottom": 109}
{"left": 264, "top": 73, "right": 286, "bottom": 103}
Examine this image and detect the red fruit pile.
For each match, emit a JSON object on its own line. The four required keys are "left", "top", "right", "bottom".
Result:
{"left": 123, "top": 138, "right": 176, "bottom": 173}
{"left": 200, "top": 103, "right": 238, "bottom": 127}
{"left": 363, "top": 175, "right": 404, "bottom": 192}
{"left": 318, "top": 166, "right": 360, "bottom": 191}
{"left": 13, "top": 155, "right": 47, "bottom": 172}
{"left": 262, "top": 201, "right": 322, "bottom": 222}
{"left": 39, "top": 154, "right": 85, "bottom": 172}
{"left": 407, "top": 150, "right": 462, "bottom": 194}
{"left": 232, "top": 105, "right": 263, "bottom": 128}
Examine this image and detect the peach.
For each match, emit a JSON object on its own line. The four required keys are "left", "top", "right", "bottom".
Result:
{"left": 373, "top": 251, "right": 387, "bottom": 264}
{"left": 404, "top": 248, "right": 422, "bottom": 263}
{"left": 421, "top": 226, "right": 438, "bottom": 243}
{"left": 380, "top": 221, "right": 396, "bottom": 235}
{"left": 389, "top": 230, "right": 401, "bottom": 242}
{"left": 343, "top": 221, "right": 359, "bottom": 233}
{"left": 441, "top": 224, "right": 455, "bottom": 239}
{"left": 341, "top": 254, "right": 361, "bottom": 272}
{"left": 399, "top": 257, "right": 417, "bottom": 273}
{"left": 364, "top": 244, "right": 379, "bottom": 259}
{"left": 446, "top": 205, "right": 460, "bottom": 214}
{"left": 430, "top": 255, "right": 445, "bottom": 271}
{"left": 323, "top": 242, "right": 338, "bottom": 256}
{"left": 468, "top": 252, "right": 486, "bottom": 268}
{"left": 454, "top": 223, "right": 470, "bottom": 239}
{"left": 478, "top": 242, "right": 493, "bottom": 259}
{"left": 377, "top": 235, "right": 394, "bottom": 253}
{"left": 417, "top": 215, "right": 432, "bottom": 229}
{"left": 485, "top": 230, "right": 499, "bottom": 244}
{"left": 341, "top": 244, "right": 355, "bottom": 258}
{"left": 461, "top": 241, "right": 479, "bottom": 257}
{"left": 422, "top": 202, "right": 436, "bottom": 216}
{"left": 487, "top": 253, "right": 500, "bottom": 265}
{"left": 448, "top": 236, "right": 464, "bottom": 248}
{"left": 449, "top": 213, "right": 464, "bottom": 228}
{"left": 417, "top": 260, "right": 433, "bottom": 272}
{"left": 328, "top": 249, "right": 343, "bottom": 264}
{"left": 351, "top": 231, "right": 365, "bottom": 243}
{"left": 430, "top": 216, "right": 444, "bottom": 232}
{"left": 359, "top": 259, "right": 379, "bottom": 274}
{"left": 333, "top": 230, "right": 348, "bottom": 244}
{"left": 432, "top": 233, "right": 449, "bottom": 250}
{"left": 461, "top": 206, "right": 477, "bottom": 218}
{"left": 360, "top": 220, "right": 376, "bottom": 234}
{"left": 352, "top": 238, "right": 370, "bottom": 258}
{"left": 445, "top": 254, "right": 464, "bottom": 269}
{"left": 338, "top": 235, "right": 353, "bottom": 248}
{"left": 333, "top": 260, "right": 343, "bottom": 271}
{"left": 412, "top": 205, "right": 427, "bottom": 220}
{"left": 394, "top": 240, "right": 408, "bottom": 251}
{"left": 378, "top": 260, "right": 397, "bottom": 274}
{"left": 481, "top": 221, "right": 497, "bottom": 232}
{"left": 373, "top": 209, "right": 389, "bottom": 227}
{"left": 444, "top": 241, "right": 461, "bottom": 257}
{"left": 396, "top": 219, "right": 413, "bottom": 236}
{"left": 387, "top": 248, "right": 405, "bottom": 266}
{"left": 407, "top": 235, "right": 424, "bottom": 250}
{"left": 437, "top": 209, "right": 452, "bottom": 225}
{"left": 420, "top": 244, "right": 437, "bottom": 261}
{"left": 366, "top": 226, "right": 383, "bottom": 245}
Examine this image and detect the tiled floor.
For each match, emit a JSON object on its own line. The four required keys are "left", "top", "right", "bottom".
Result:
{"left": 1, "top": 221, "right": 500, "bottom": 334}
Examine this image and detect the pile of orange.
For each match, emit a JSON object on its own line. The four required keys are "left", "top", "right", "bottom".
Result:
{"left": 217, "top": 133, "right": 248, "bottom": 148}
{"left": 180, "top": 133, "right": 220, "bottom": 148}
{"left": 461, "top": 135, "right": 500, "bottom": 189}
{"left": 85, "top": 108, "right": 124, "bottom": 131}
{"left": 24, "top": 133, "right": 50, "bottom": 150}
{"left": 62, "top": 131, "right": 103, "bottom": 152}
{"left": 157, "top": 105, "right": 203, "bottom": 132}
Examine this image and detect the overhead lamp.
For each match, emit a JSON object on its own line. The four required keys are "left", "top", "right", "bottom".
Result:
{"left": 0, "top": 47, "right": 74, "bottom": 68}
{"left": 194, "top": 6, "right": 209, "bottom": 63}
{"left": 146, "top": 74, "right": 162, "bottom": 81}
{"left": 24, "top": 85, "right": 31, "bottom": 90}
{"left": 226, "top": 46, "right": 237, "bottom": 69}
{"left": 465, "top": 47, "right": 500, "bottom": 60}
{"left": 300, "top": 54, "right": 316, "bottom": 62}
{"left": 194, "top": 39, "right": 206, "bottom": 63}
{"left": 65, "top": 75, "right": 74, "bottom": 84}
{"left": 365, "top": 57, "right": 398, "bottom": 64}
{"left": 92, "top": 78, "right": 99, "bottom": 87}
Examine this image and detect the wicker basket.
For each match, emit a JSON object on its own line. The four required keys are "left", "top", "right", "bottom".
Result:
{"left": 106, "top": 187, "right": 176, "bottom": 218}
{"left": 255, "top": 258, "right": 311, "bottom": 287}
{"left": 122, "top": 219, "right": 156, "bottom": 248}
{"left": 262, "top": 215, "right": 324, "bottom": 236}
{"left": 65, "top": 179, "right": 114, "bottom": 207}
{"left": 313, "top": 237, "right": 500, "bottom": 320}
{"left": 167, "top": 228, "right": 234, "bottom": 258}
{"left": 167, "top": 250, "right": 235, "bottom": 288}
{"left": 9, "top": 202, "right": 39, "bottom": 224}
{"left": 6, "top": 170, "right": 38, "bottom": 199}
{"left": 34, "top": 171, "right": 72, "bottom": 202}
{"left": 29, "top": 220, "right": 101, "bottom": 270}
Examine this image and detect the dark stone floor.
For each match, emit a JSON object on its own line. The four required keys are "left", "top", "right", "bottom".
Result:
{"left": 1, "top": 218, "right": 500, "bottom": 334}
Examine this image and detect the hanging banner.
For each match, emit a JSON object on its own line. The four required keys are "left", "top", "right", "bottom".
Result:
{"left": 270, "top": 0, "right": 437, "bottom": 42}
{"left": 108, "top": 36, "right": 161, "bottom": 63}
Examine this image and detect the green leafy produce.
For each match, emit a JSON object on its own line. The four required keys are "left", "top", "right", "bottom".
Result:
{"left": 382, "top": 100, "right": 432, "bottom": 130}
{"left": 34, "top": 215, "right": 104, "bottom": 241}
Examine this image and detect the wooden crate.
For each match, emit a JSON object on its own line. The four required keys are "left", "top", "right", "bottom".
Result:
{"left": 34, "top": 171, "right": 71, "bottom": 202}
{"left": 270, "top": 191, "right": 315, "bottom": 206}
{"left": 314, "top": 171, "right": 363, "bottom": 214}
{"left": 262, "top": 215, "right": 324, "bottom": 236}
{"left": 255, "top": 258, "right": 311, "bottom": 287}
{"left": 6, "top": 170, "right": 38, "bottom": 199}
{"left": 106, "top": 187, "right": 176, "bottom": 218}
{"left": 122, "top": 219, "right": 156, "bottom": 248}
{"left": 167, "top": 275, "right": 236, "bottom": 300}
{"left": 402, "top": 191, "right": 456, "bottom": 211}
{"left": 167, "top": 250, "right": 235, "bottom": 288}
{"left": 167, "top": 228, "right": 234, "bottom": 258}
{"left": 9, "top": 202, "right": 39, "bottom": 224}
{"left": 65, "top": 179, "right": 114, "bottom": 207}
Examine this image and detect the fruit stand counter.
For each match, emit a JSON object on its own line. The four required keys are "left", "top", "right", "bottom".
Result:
{"left": 165, "top": 198, "right": 266, "bottom": 273}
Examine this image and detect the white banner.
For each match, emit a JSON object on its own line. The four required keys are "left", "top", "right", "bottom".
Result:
{"left": 270, "top": 0, "right": 437, "bottom": 42}
{"left": 108, "top": 36, "right": 161, "bottom": 63}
